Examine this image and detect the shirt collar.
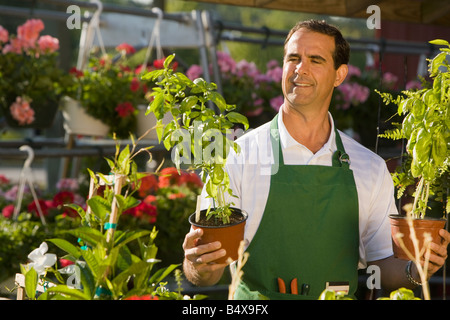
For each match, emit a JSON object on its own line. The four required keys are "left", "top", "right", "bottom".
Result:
{"left": 277, "top": 107, "right": 337, "bottom": 154}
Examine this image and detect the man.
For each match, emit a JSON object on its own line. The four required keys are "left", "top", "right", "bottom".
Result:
{"left": 182, "top": 19, "right": 450, "bottom": 299}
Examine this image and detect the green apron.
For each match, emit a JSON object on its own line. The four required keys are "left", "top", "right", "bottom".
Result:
{"left": 234, "top": 114, "right": 359, "bottom": 300}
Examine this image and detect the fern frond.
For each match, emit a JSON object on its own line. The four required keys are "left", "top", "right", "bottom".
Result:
{"left": 378, "top": 128, "right": 405, "bottom": 140}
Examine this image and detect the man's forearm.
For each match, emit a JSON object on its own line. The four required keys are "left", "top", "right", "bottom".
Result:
{"left": 369, "top": 256, "right": 419, "bottom": 292}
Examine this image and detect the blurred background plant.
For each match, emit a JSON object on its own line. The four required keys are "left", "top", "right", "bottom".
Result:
{"left": 0, "top": 176, "right": 87, "bottom": 286}
{"left": 126, "top": 166, "right": 203, "bottom": 265}
{"left": 0, "top": 19, "right": 70, "bottom": 128}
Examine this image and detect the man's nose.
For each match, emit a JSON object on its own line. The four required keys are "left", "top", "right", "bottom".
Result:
{"left": 295, "top": 61, "right": 309, "bottom": 74}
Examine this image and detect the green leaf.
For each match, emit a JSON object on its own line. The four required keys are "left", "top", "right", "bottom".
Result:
{"left": 429, "top": 52, "right": 447, "bottom": 77}
{"left": 226, "top": 111, "right": 249, "bottom": 130}
{"left": 163, "top": 54, "right": 175, "bottom": 69}
{"left": 86, "top": 196, "right": 110, "bottom": 223}
{"left": 45, "top": 285, "right": 90, "bottom": 300}
{"left": 429, "top": 39, "right": 450, "bottom": 46}
{"left": 209, "top": 91, "right": 227, "bottom": 112}
{"left": 47, "top": 238, "right": 81, "bottom": 259}
{"left": 114, "top": 230, "right": 151, "bottom": 249}
{"left": 149, "top": 264, "right": 180, "bottom": 284}
{"left": 67, "top": 226, "right": 106, "bottom": 247}
{"left": 24, "top": 267, "right": 38, "bottom": 300}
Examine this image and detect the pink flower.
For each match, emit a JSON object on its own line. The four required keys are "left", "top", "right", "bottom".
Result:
{"left": 186, "top": 64, "right": 203, "bottom": 80}
{"left": 216, "top": 51, "right": 236, "bottom": 74}
{"left": 236, "top": 59, "right": 259, "bottom": 79}
{"left": 115, "top": 43, "right": 136, "bottom": 54}
{"left": 56, "top": 178, "right": 79, "bottom": 192}
{"left": 2, "top": 204, "right": 15, "bottom": 219}
{"left": 37, "top": 35, "right": 59, "bottom": 53}
{"left": 336, "top": 82, "right": 370, "bottom": 110}
{"left": 10, "top": 96, "right": 35, "bottom": 125}
{"left": 115, "top": 102, "right": 135, "bottom": 118}
{"left": 245, "top": 106, "right": 264, "bottom": 117}
{"left": 17, "top": 19, "right": 44, "bottom": 48}
{"left": 2, "top": 38, "right": 26, "bottom": 54}
{"left": 406, "top": 80, "right": 421, "bottom": 90}
{"left": 0, "top": 26, "right": 8, "bottom": 43}
{"left": 270, "top": 95, "right": 284, "bottom": 112}
{"left": 265, "top": 66, "right": 283, "bottom": 82}
{"left": 266, "top": 59, "right": 279, "bottom": 70}
{"left": 347, "top": 64, "right": 361, "bottom": 78}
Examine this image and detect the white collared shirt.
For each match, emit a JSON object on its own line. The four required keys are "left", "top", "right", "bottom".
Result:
{"left": 201, "top": 109, "right": 397, "bottom": 269}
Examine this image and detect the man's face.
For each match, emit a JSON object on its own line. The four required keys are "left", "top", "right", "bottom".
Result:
{"left": 282, "top": 29, "right": 347, "bottom": 113}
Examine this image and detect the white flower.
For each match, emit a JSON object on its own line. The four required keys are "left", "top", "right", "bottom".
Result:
{"left": 27, "top": 242, "right": 57, "bottom": 275}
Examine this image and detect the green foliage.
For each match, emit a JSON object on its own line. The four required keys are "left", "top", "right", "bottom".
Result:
{"left": 318, "top": 287, "right": 420, "bottom": 300}
{"left": 143, "top": 54, "right": 249, "bottom": 224}
{"left": 18, "top": 137, "right": 200, "bottom": 300}
{"left": 377, "top": 287, "right": 421, "bottom": 300}
{"left": 378, "top": 39, "right": 450, "bottom": 218}
{"left": 0, "top": 213, "right": 49, "bottom": 284}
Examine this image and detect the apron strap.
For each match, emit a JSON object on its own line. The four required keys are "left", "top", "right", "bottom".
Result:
{"left": 269, "top": 114, "right": 351, "bottom": 169}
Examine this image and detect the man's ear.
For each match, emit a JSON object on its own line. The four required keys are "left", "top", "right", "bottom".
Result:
{"left": 334, "top": 64, "right": 348, "bottom": 87}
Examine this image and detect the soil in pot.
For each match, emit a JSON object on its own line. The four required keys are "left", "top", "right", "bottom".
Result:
{"left": 389, "top": 214, "right": 447, "bottom": 260}
{"left": 189, "top": 208, "right": 247, "bottom": 264}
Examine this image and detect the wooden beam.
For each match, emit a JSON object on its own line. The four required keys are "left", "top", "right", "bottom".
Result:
{"left": 344, "top": 0, "right": 382, "bottom": 16}
{"left": 421, "top": 0, "right": 450, "bottom": 24}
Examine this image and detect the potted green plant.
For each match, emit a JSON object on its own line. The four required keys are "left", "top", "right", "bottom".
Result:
{"left": 142, "top": 54, "right": 249, "bottom": 263}
{"left": 377, "top": 39, "right": 449, "bottom": 261}
{"left": 0, "top": 19, "right": 68, "bottom": 129}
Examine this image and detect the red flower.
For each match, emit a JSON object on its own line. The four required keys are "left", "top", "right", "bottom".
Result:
{"left": 168, "top": 192, "right": 186, "bottom": 200}
{"left": 124, "top": 202, "right": 157, "bottom": 223}
{"left": 138, "top": 174, "right": 158, "bottom": 197}
{"left": 158, "top": 167, "right": 181, "bottom": 188}
{"left": 0, "top": 174, "right": 10, "bottom": 184}
{"left": 153, "top": 58, "right": 178, "bottom": 71}
{"left": 115, "top": 43, "right": 136, "bottom": 55}
{"left": 179, "top": 172, "right": 203, "bottom": 188}
{"left": 69, "top": 67, "right": 83, "bottom": 78}
{"left": 134, "top": 64, "right": 154, "bottom": 75}
{"left": 143, "top": 195, "right": 157, "bottom": 205}
{"left": 130, "top": 77, "right": 140, "bottom": 92}
{"left": 115, "top": 102, "right": 135, "bottom": 118}
{"left": 53, "top": 191, "right": 74, "bottom": 207}
{"left": 59, "top": 259, "right": 74, "bottom": 268}
{"left": 124, "top": 294, "right": 158, "bottom": 300}
{"left": 53, "top": 191, "right": 78, "bottom": 217}
{"left": 2, "top": 204, "right": 14, "bottom": 218}
{"left": 27, "top": 199, "right": 49, "bottom": 217}
{"left": 158, "top": 167, "right": 203, "bottom": 188}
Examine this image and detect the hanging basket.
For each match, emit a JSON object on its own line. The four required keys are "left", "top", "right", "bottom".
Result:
{"left": 2, "top": 98, "right": 58, "bottom": 129}
{"left": 61, "top": 96, "right": 110, "bottom": 137}
{"left": 136, "top": 104, "right": 172, "bottom": 140}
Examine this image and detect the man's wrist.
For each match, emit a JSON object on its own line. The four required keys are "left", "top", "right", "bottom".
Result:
{"left": 405, "top": 260, "right": 422, "bottom": 287}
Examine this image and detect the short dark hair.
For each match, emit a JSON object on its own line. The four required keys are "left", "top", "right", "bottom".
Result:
{"left": 284, "top": 19, "right": 350, "bottom": 69}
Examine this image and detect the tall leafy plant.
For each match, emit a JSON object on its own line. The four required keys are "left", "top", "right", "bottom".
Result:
{"left": 142, "top": 55, "right": 249, "bottom": 224}
{"left": 377, "top": 39, "right": 450, "bottom": 219}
